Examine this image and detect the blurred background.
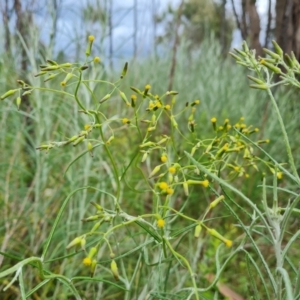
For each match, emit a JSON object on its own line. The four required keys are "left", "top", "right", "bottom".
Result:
{"left": 1, "top": 1, "right": 300, "bottom": 299}
{"left": 1, "top": 0, "right": 299, "bottom": 69}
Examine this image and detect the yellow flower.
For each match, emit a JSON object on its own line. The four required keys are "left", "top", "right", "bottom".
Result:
{"left": 157, "top": 218, "right": 165, "bottom": 228}
{"left": 168, "top": 166, "right": 176, "bottom": 174}
{"left": 211, "top": 117, "right": 217, "bottom": 123}
{"left": 166, "top": 188, "right": 174, "bottom": 195}
{"left": 158, "top": 182, "right": 168, "bottom": 190}
{"left": 83, "top": 257, "right": 92, "bottom": 266}
{"left": 161, "top": 155, "right": 168, "bottom": 163}
{"left": 93, "top": 56, "right": 100, "bottom": 63}
{"left": 165, "top": 104, "right": 171, "bottom": 110}
{"left": 145, "top": 84, "right": 151, "bottom": 90}
{"left": 60, "top": 81, "right": 66, "bottom": 87}
{"left": 277, "top": 172, "right": 283, "bottom": 179}
{"left": 155, "top": 101, "right": 162, "bottom": 108}
{"left": 88, "top": 35, "right": 95, "bottom": 42}
{"left": 122, "top": 118, "right": 130, "bottom": 124}
{"left": 201, "top": 180, "right": 209, "bottom": 188}
{"left": 225, "top": 239, "right": 233, "bottom": 247}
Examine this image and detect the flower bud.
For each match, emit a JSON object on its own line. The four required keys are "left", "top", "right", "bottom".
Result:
{"left": 86, "top": 35, "right": 95, "bottom": 57}
{"left": 120, "top": 62, "right": 128, "bottom": 79}
{"left": 143, "top": 84, "right": 151, "bottom": 97}
{"left": 272, "top": 40, "right": 283, "bottom": 58}
{"left": 171, "top": 115, "right": 178, "bottom": 128}
{"left": 247, "top": 75, "right": 265, "bottom": 85}
{"left": 111, "top": 260, "right": 119, "bottom": 280}
{"left": 99, "top": 93, "right": 111, "bottom": 103}
{"left": 87, "top": 142, "right": 93, "bottom": 157}
{"left": 16, "top": 97, "right": 21, "bottom": 110}
{"left": 66, "top": 237, "right": 82, "bottom": 249}
{"left": 106, "top": 136, "right": 114, "bottom": 144}
{"left": 90, "top": 259, "right": 97, "bottom": 277}
{"left": 141, "top": 151, "right": 148, "bottom": 162}
{"left": 194, "top": 224, "right": 202, "bottom": 238}
{"left": 149, "top": 165, "right": 161, "bottom": 178}
{"left": 73, "top": 136, "right": 85, "bottom": 146}
{"left": 1, "top": 89, "right": 18, "bottom": 100}
{"left": 209, "top": 195, "right": 224, "bottom": 209}
{"left": 130, "top": 86, "right": 142, "bottom": 94}
{"left": 44, "top": 73, "right": 60, "bottom": 82}
{"left": 183, "top": 182, "right": 189, "bottom": 196}
{"left": 120, "top": 91, "right": 130, "bottom": 106}
{"left": 207, "top": 228, "right": 232, "bottom": 247}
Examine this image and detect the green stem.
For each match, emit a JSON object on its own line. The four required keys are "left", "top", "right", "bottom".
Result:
{"left": 266, "top": 88, "right": 300, "bottom": 184}
{"left": 163, "top": 237, "right": 199, "bottom": 300}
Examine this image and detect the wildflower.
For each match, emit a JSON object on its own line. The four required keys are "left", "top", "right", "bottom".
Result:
{"left": 83, "top": 257, "right": 92, "bottom": 266}
{"left": 86, "top": 35, "right": 95, "bottom": 57}
{"left": 166, "top": 188, "right": 174, "bottom": 195}
{"left": 84, "top": 124, "right": 91, "bottom": 131}
{"left": 157, "top": 218, "right": 165, "bottom": 228}
{"left": 201, "top": 180, "right": 209, "bottom": 188}
{"left": 144, "top": 84, "right": 151, "bottom": 96}
{"left": 148, "top": 101, "right": 155, "bottom": 110}
{"left": 207, "top": 228, "right": 233, "bottom": 248}
{"left": 191, "top": 99, "right": 200, "bottom": 106}
{"left": 161, "top": 154, "right": 168, "bottom": 163}
{"left": 60, "top": 81, "right": 66, "bottom": 87}
{"left": 155, "top": 101, "right": 162, "bottom": 108}
{"left": 165, "top": 104, "right": 171, "bottom": 110}
{"left": 225, "top": 239, "right": 233, "bottom": 247}
{"left": 93, "top": 56, "right": 101, "bottom": 63}
{"left": 131, "top": 94, "right": 137, "bottom": 107}
{"left": 168, "top": 166, "right": 176, "bottom": 174}
{"left": 277, "top": 172, "right": 283, "bottom": 179}
{"left": 211, "top": 117, "right": 217, "bottom": 131}
{"left": 186, "top": 179, "right": 209, "bottom": 188}
{"left": 122, "top": 118, "right": 130, "bottom": 124}
{"left": 158, "top": 182, "right": 168, "bottom": 191}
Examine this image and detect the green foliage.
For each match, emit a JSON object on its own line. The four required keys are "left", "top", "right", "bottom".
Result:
{"left": 1, "top": 36, "right": 300, "bottom": 300}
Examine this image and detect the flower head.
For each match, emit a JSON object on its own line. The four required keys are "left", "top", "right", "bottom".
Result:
{"left": 93, "top": 56, "right": 100, "bottom": 63}
{"left": 157, "top": 218, "right": 165, "bottom": 228}
{"left": 83, "top": 257, "right": 92, "bottom": 266}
